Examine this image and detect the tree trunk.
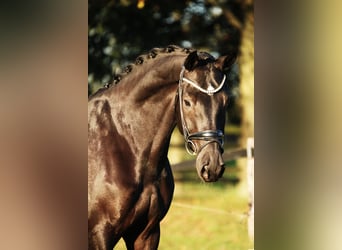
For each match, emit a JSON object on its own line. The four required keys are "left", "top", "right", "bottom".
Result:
{"left": 236, "top": 4, "right": 254, "bottom": 243}
{"left": 239, "top": 2, "right": 254, "bottom": 147}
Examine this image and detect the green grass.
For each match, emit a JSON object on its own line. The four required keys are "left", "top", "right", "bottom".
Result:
{"left": 114, "top": 170, "right": 253, "bottom": 250}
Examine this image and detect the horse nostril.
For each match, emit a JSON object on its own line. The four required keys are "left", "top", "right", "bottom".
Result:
{"left": 201, "top": 165, "right": 210, "bottom": 180}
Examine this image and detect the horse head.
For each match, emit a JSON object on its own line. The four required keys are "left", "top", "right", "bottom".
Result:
{"left": 177, "top": 50, "right": 237, "bottom": 182}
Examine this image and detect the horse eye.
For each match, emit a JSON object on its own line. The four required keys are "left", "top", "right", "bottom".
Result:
{"left": 184, "top": 99, "right": 191, "bottom": 107}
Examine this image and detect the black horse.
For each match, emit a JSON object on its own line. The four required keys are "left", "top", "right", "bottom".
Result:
{"left": 88, "top": 45, "right": 236, "bottom": 250}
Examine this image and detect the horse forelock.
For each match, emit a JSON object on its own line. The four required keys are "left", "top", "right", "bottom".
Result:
{"left": 196, "top": 52, "right": 216, "bottom": 65}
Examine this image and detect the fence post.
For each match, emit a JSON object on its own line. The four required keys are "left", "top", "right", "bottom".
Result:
{"left": 247, "top": 137, "right": 254, "bottom": 240}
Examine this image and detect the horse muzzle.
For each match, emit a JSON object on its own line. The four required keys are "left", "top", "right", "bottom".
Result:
{"left": 195, "top": 143, "right": 225, "bottom": 182}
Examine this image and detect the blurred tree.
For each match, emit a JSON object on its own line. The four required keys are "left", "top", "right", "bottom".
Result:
{"left": 237, "top": 0, "right": 254, "bottom": 145}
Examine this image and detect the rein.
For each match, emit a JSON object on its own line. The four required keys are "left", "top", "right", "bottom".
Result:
{"left": 178, "top": 66, "right": 226, "bottom": 155}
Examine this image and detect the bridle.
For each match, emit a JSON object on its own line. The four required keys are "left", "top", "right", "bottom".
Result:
{"left": 178, "top": 66, "right": 226, "bottom": 155}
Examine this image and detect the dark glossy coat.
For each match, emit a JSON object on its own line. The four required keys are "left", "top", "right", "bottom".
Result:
{"left": 88, "top": 46, "right": 236, "bottom": 250}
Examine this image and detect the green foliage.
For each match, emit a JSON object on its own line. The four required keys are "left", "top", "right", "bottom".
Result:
{"left": 88, "top": 0, "right": 242, "bottom": 88}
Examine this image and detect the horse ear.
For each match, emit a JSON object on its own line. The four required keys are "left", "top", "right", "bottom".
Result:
{"left": 184, "top": 51, "right": 199, "bottom": 71}
{"left": 215, "top": 52, "right": 238, "bottom": 72}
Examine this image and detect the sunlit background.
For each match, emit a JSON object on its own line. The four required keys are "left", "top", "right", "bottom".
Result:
{"left": 1, "top": 0, "right": 342, "bottom": 249}
{"left": 88, "top": 0, "right": 254, "bottom": 249}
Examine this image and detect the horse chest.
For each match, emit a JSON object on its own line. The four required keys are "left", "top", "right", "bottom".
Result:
{"left": 128, "top": 182, "right": 172, "bottom": 225}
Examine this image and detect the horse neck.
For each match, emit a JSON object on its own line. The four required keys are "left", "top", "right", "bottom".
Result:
{"left": 107, "top": 54, "right": 186, "bottom": 162}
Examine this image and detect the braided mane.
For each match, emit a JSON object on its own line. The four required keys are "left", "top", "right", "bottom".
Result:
{"left": 103, "top": 45, "right": 194, "bottom": 89}
{"left": 89, "top": 45, "right": 219, "bottom": 99}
